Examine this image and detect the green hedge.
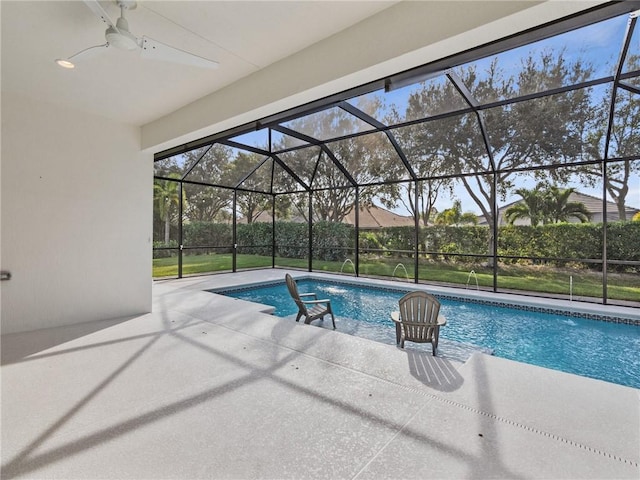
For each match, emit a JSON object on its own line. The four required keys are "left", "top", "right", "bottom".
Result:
{"left": 498, "top": 223, "right": 603, "bottom": 265}
{"left": 152, "top": 240, "right": 179, "bottom": 258}
{"left": 237, "top": 222, "right": 273, "bottom": 256}
{"left": 275, "top": 222, "right": 308, "bottom": 259}
{"left": 312, "top": 221, "right": 355, "bottom": 261}
{"left": 183, "top": 221, "right": 232, "bottom": 247}
{"left": 158, "top": 220, "right": 639, "bottom": 270}
{"left": 423, "top": 225, "right": 489, "bottom": 257}
{"left": 607, "top": 222, "right": 640, "bottom": 261}
{"left": 372, "top": 226, "right": 415, "bottom": 255}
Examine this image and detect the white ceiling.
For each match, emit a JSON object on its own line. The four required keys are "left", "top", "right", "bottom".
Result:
{"left": 1, "top": 0, "right": 397, "bottom": 126}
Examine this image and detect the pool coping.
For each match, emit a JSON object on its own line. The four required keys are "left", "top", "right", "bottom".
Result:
{"left": 209, "top": 271, "right": 640, "bottom": 326}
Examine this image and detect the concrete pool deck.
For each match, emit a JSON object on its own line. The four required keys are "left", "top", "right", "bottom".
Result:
{"left": 2, "top": 270, "right": 639, "bottom": 479}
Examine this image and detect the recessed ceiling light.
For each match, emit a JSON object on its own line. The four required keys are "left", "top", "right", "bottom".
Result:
{"left": 55, "top": 59, "right": 75, "bottom": 69}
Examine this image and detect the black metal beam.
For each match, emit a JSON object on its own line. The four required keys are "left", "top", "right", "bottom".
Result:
{"left": 232, "top": 191, "right": 237, "bottom": 272}
{"left": 603, "top": 15, "right": 636, "bottom": 161}
{"left": 355, "top": 186, "right": 360, "bottom": 277}
{"left": 269, "top": 124, "right": 322, "bottom": 146}
{"left": 273, "top": 121, "right": 358, "bottom": 187}
{"left": 384, "top": 1, "right": 639, "bottom": 92}
{"left": 271, "top": 154, "right": 311, "bottom": 191}
{"left": 308, "top": 191, "right": 313, "bottom": 273}
{"left": 157, "top": 76, "right": 616, "bottom": 167}
{"left": 219, "top": 139, "right": 271, "bottom": 156}
{"left": 601, "top": 13, "right": 638, "bottom": 303}
{"left": 181, "top": 144, "right": 212, "bottom": 181}
{"left": 155, "top": 122, "right": 262, "bottom": 162}
{"left": 233, "top": 155, "right": 270, "bottom": 189}
{"left": 178, "top": 182, "right": 184, "bottom": 278}
{"left": 618, "top": 81, "right": 640, "bottom": 95}
{"left": 309, "top": 148, "right": 322, "bottom": 187}
{"left": 447, "top": 69, "right": 500, "bottom": 286}
{"left": 271, "top": 194, "right": 276, "bottom": 268}
{"left": 320, "top": 145, "right": 357, "bottom": 187}
{"left": 338, "top": 101, "right": 418, "bottom": 181}
{"left": 263, "top": 75, "right": 615, "bottom": 163}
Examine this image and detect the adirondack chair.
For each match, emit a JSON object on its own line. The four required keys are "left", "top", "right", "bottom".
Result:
{"left": 285, "top": 274, "right": 336, "bottom": 329}
{"left": 391, "top": 291, "right": 446, "bottom": 355}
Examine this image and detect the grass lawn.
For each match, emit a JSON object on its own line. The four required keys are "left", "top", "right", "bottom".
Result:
{"left": 153, "top": 254, "right": 271, "bottom": 277}
{"left": 153, "top": 253, "right": 640, "bottom": 302}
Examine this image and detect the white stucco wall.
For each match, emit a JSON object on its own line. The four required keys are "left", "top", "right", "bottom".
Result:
{"left": 0, "top": 93, "right": 152, "bottom": 334}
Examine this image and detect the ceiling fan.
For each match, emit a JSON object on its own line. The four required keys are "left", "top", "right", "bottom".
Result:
{"left": 55, "top": 0, "right": 219, "bottom": 70}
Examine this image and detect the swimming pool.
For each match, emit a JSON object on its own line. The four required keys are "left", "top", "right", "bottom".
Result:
{"left": 217, "top": 279, "right": 640, "bottom": 389}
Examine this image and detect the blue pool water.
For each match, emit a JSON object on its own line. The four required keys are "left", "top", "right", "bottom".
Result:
{"left": 220, "top": 279, "right": 640, "bottom": 388}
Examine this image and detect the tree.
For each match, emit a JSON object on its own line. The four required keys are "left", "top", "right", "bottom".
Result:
{"left": 505, "top": 185, "right": 590, "bottom": 225}
{"left": 276, "top": 104, "right": 400, "bottom": 222}
{"left": 544, "top": 186, "right": 591, "bottom": 223}
{"left": 435, "top": 200, "right": 478, "bottom": 225}
{"left": 396, "top": 49, "right": 598, "bottom": 264}
{"left": 457, "top": 51, "right": 594, "bottom": 224}
{"left": 579, "top": 54, "right": 640, "bottom": 221}
{"left": 229, "top": 151, "right": 272, "bottom": 223}
{"left": 504, "top": 186, "right": 548, "bottom": 226}
{"left": 605, "top": 56, "right": 640, "bottom": 221}
{"left": 153, "top": 175, "right": 184, "bottom": 244}
{"left": 385, "top": 83, "right": 459, "bottom": 225}
{"left": 181, "top": 144, "right": 234, "bottom": 222}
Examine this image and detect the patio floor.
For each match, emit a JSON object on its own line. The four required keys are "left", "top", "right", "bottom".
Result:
{"left": 2, "top": 270, "right": 639, "bottom": 479}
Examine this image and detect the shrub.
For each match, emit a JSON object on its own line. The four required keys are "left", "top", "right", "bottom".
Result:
{"left": 607, "top": 221, "right": 640, "bottom": 272}
{"left": 275, "top": 222, "right": 308, "bottom": 258}
{"left": 170, "top": 220, "right": 639, "bottom": 271}
{"left": 237, "top": 222, "right": 273, "bottom": 256}
{"left": 358, "top": 231, "right": 384, "bottom": 252}
{"left": 312, "top": 221, "right": 355, "bottom": 261}
{"left": 152, "top": 240, "right": 179, "bottom": 258}
{"left": 183, "top": 221, "right": 232, "bottom": 247}
{"left": 380, "top": 226, "right": 415, "bottom": 255}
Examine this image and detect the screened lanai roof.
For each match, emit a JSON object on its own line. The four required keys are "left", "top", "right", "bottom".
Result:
{"left": 155, "top": 2, "right": 640, "bottom": 197}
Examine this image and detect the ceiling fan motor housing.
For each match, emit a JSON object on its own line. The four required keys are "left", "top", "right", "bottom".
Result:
{"left": 106, "top": 16, "right": 138, "bottom": 50}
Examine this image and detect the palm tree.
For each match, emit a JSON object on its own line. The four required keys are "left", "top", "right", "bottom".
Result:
{"left": 505, "top": 185, "right": 591, "bottom": 226}
{"left": 504, "top": 187, "right": 548, "bottom": 226}
{"left": 154, "top": 176, "right": 184, "bottom": 244}
{"left": 435, "top": 200, "right": 478, "bottom": 225}
{"left": 544, "top": 186, "right": 591, "bottom": 224}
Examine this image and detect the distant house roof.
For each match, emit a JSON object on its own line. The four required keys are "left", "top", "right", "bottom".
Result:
{"left": 478, "top": 190, "right": 640, "bottom": 226}
{"left": 237, "top": 204, "right": 414, "bottom": 228}
{"left": 343, "top": 205, "right": 414, "bottom": 228}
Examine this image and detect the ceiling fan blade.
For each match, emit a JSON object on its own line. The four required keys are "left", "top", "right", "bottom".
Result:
{"left": 82, "top": 0, "right": 118, "bottom": 30}
{"left": 140, "top": 36, "right": 218, "bottom": 70}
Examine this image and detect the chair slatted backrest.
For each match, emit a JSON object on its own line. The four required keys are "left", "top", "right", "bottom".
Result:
{"left": 398, "top": 291, "right": 441, "bottom": 342}
{"left": 285, "top": 274, "right": 308, "bottom": 316}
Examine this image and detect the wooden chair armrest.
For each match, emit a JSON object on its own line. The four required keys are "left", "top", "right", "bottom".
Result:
{"left": 390, "top": 315, "right": 446, "bottom": 327}
{"left": 301, "top": 299, "right": 331, "bottom": 305}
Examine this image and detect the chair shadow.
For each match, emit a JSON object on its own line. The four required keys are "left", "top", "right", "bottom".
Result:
{"left": 403, "top": 347, "right": 464, "bottom": 392}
